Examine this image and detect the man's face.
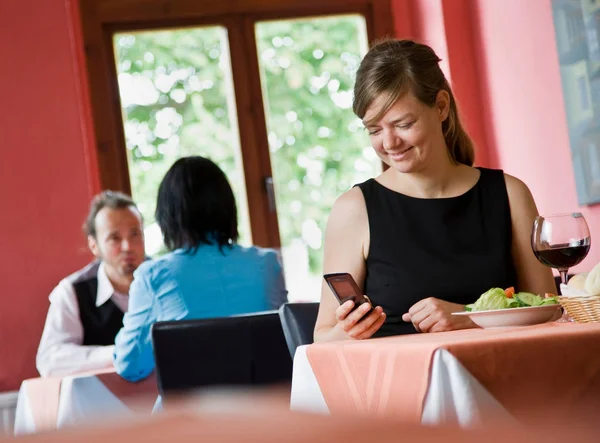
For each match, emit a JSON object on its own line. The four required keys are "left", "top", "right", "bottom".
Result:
{"left": 88, "top": 206, "right": 145, "bottom": 278}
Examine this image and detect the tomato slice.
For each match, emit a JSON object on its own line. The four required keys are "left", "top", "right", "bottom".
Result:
{"left": 504, "top": 287, "right": 515, "bottom": 298}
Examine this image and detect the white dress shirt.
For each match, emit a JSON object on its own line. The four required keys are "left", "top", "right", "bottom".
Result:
{"left": 36, "top": 262, "right": 129, "bottom": 377}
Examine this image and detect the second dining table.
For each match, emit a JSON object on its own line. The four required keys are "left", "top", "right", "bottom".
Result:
{"left": 13, "top": 369, "right": 157, "bottom": 434}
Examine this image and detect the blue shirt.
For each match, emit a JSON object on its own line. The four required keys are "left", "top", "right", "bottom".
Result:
{"left": 113, "top": 244, "right": 288, "bottom": 382}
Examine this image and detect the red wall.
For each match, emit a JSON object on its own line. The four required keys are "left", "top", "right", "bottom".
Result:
{"left": 0, "top": 0, "right": 96, "bottom": 391}
{"left": 469, "top": 0, "right": 600, "bottom": 273}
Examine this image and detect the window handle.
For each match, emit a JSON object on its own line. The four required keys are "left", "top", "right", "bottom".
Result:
{"left": 264, "top": 176, "right": 276, "bottom": 212}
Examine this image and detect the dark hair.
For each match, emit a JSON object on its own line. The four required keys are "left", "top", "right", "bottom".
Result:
{"left": 353, "top": 39, "right": 474, "bottom": 166}
{"left": 85, "top": 190, "right": 139, "bottom": 238}
{"left": 155, "top": 156, "right": 239, "bottom": 252}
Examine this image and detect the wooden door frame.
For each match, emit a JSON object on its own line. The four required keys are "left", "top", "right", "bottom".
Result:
{"left": 77, "top": 0, "right": 395, "bottom": 247}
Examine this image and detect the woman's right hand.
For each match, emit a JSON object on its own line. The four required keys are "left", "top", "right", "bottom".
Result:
{"left": 334, "top": 300, "right": 386, "bottom": 340}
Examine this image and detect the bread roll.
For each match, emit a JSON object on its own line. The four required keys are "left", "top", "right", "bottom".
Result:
{"left": 567, "top": 272, "right": 588, "bottom": 291}
{"left": 585, "top": 263, "right": 600, "bottom": 295}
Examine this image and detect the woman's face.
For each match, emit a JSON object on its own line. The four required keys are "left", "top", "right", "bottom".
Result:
{"left": 363, "top": 91, "right": 450, "bottom": 173}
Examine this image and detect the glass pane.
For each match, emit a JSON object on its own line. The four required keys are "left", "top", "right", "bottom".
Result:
{"left": 255, "top": 15, "right": 382, "bottom": 302}
{"left": 113, "top": 27, "right": 251, "bottom": 255}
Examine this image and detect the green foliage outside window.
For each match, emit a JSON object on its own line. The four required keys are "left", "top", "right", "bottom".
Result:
{"left": 114, "top": 16, "right": 380, "bottom": 286}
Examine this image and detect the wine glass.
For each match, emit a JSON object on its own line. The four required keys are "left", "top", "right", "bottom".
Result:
{"left": 531, "top": 213, "right": 591, "bottom": 288}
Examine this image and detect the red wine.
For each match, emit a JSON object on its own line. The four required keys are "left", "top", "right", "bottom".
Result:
{"left": 533, "top": 245, "right": 590, "bottom": 269}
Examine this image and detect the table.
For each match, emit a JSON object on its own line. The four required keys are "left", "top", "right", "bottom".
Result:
{"left": 4, "top": 400, "right": 600, "bottom": 443}
{"left": 291, "top": 346, "right": 513, "bottom": 426}
{"left": 13, "top": 370, "right": 157, "bottom": 434}
{"left": 291, "top": 323, "right": 600, "bottom": 426}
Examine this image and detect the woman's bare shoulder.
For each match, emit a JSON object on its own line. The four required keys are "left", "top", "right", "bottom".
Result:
{"left": 503, "top": 173, "right": 536, "bottom": 207}
{"left": 329, "top": 186, "right": 367, "bottom": 220}
{"left": 503, "top": 172, "right": 531, "bottom": 194}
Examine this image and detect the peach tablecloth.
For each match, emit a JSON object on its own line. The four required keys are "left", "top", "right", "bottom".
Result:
{"left": 14, "top": 370, "right": 157, "bottom": 434}
{"left": 305, "top": 323, "right": 600, "bottom": 421}
{"left": 5, "top": 405, "right": 600, "bottom": 443}
{"left": 13, "top": 377, "right": 62, "bottom": 433}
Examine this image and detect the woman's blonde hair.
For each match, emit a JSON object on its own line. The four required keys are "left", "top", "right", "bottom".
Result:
{"left": 353, "top": 39, "right": 474, "bottom": 166}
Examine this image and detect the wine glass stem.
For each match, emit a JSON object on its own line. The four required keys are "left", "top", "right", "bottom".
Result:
{"left": 560, "top": 270, "right": 569, "bottom": 285}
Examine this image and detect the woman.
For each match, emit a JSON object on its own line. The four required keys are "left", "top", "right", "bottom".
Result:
{"left": 314, "top": 39, "right": 555, "bottom": 341}
{"left": 114, "top": 156, "right": 288, "bottom": 381}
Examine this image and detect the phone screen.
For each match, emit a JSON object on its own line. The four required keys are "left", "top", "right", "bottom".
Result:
{"left": 324, "top": 273, "right": 370, "bottom": 309}
{"left": 329, "top": 278, "right": 359, "bottom": 300}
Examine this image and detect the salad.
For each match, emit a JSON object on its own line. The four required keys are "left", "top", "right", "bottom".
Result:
{"left": 465, "top": 287, "right": 559, "bottom": 312}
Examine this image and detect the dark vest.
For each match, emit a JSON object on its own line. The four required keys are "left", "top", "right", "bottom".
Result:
{"left": 70, "top": 261, "right": 125, "bottom": 346}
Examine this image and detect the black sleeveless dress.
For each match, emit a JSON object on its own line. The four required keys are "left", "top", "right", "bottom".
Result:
{"left": 355, "top": 167, "right": 517, "bottom": 337}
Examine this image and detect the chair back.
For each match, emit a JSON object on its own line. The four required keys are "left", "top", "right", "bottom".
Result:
{"left": 152, "top": 311, "right": 292, "bottom": 397}
{"left": 278, "top": 302, "right": 319, "bottom": 357}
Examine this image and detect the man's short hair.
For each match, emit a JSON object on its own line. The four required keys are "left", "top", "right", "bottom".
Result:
{"left": 84, "top": 191, "right": 139, "bottom": 238}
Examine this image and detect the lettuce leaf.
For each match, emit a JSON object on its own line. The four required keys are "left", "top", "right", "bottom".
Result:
{"left": 541, "top": 295, "right": 559, "bottom": 305}
{"left": 467, "top": 288, "right": 560, "bottom": 312}
{"left": 514, "top": 292, "right": 544, "bottom": 307}
{"left": 470, "top": 287, "right": 511, "bottom": 311}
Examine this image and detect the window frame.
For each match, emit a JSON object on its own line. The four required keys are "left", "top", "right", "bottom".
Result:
{"left": 78, "top": 0, "right": 395, "bottom": 247}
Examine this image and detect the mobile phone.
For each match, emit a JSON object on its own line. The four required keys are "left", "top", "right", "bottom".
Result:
{"left": 324, "top": 273, "right": 372, "bottom": 310}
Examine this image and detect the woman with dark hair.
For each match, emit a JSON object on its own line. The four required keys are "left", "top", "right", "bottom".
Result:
{"left": 314, "top": 39, "right": 556, "bottom": 341}
{"left": 114, "top": 156, "right": 287, "bottom": 382}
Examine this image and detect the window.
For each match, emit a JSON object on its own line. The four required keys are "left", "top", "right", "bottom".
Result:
{"left": 254, "top": 15, "right": 382, "bottom": 299}
{"left": 79, "top": 0, "right": 395, "bottom": 301}
{"left": 113, "top": 27, "right": 252, "bottom": 254}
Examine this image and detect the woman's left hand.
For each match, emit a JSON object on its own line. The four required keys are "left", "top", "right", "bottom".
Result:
{"left": 402, "top": 298, "right": 477, "bottom": 333}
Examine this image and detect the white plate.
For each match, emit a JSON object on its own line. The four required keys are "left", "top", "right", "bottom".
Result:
{"left": 452, "top": 304, "right": 562, "bottom": 328}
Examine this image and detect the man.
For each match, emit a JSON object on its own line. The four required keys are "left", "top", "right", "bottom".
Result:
{"left": 36, "top": 191, "right": 146, "bottom": 377}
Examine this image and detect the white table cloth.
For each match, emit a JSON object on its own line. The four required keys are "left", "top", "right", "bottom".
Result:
{"left": 14, "top": 377, "right": 62, "bottom": 435}
{"left": 13, "top": 387, "right": 34, "bottom": 435}
{"left": 56, "top": 375, "right": 136, "bottom": 429}
{"left": 14, "top": 372, "right": 156, "bottom": 435}
{"left": 290, "top": 345, "right": 514, "bottom": 427}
